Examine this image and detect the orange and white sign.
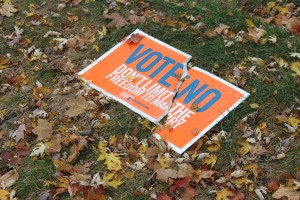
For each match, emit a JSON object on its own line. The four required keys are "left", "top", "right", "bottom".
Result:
{"left": 155, "top": 67, "right": 249, "bottom": 154}
{"left": 79, "top": 29, "right": 249, "bottom": 154}
{"left": 79, "top": 29, "right": 191, "bottom": 123}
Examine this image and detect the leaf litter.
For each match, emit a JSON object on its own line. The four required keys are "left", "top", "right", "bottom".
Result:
{"left": 0, "top": 0, "right": 299, "bottom": 199}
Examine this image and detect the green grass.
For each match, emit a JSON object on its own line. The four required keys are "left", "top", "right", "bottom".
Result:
{"left": 0, "top": 0, "right": 299, "bottom": 199}
{"left": 14, "top": 157, "right": 55, "bottom": 199}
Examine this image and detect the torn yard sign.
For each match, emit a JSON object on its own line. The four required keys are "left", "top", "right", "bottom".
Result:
{"left": 155, "top": 68, "right": 249, "bottom": 154}
{"left": 79, "top": 29, "right": 191, "bottom": 123}
{"left": 79, "top": 29, "right": 249, "bottom": 154}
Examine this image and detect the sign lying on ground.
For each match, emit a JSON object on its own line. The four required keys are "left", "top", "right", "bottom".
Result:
{"left": 79, "top": 29, "right": 249, "bottom": 154}
{"left": 79, "top": 29, "right": 191, "bottom": 123}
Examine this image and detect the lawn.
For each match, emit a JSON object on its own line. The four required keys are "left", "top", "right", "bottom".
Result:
{"left": 0, "top": 0, "right": 299, "bottom": 199}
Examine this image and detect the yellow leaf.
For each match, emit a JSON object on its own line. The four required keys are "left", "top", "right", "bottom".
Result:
{"left": 3, "top": 0, "right": 12, "bottom": 4}
{"left": 267, "top": 2, "right": 276, "bottom": 10}
{"left": 250, "top": 103, "right": 259, "bottom": 108}
{"left": 0, "top": 190, "right": 9, "bottom": 200}
{"left": 103, "top": 173, "right": 123, "bottom": 189}
{"left": 257, "top": 122, "right": 267, "bottom": 130}
{"left": 109, "top": 135, "right": 117, "bottom": 145}
{"left": 244, "top": 163, "right": 263, "bottom": 182}
{"left": 288, "top": 117, "right": 300, "bottom": 128}
{"left": 159, "top": 156, "right": 169, "bottom": 168}
{"left": 290, "top": 62, "right": 300, "bottom": 76}
{"left": 98, "top": 25, "right": 107, "bottom": 36}
{"left": 203, "top": 154, "right": 217, "bottom": 168}
{"left": 207, "top": 141, "right": 221, "bottom": 152}
{"left": 276, "top": 6, "right": 289, "bottom": 15}
{"left": 92, "top": 44, "right": 99, "bottom": 52}
{"left": 237, "top": 141, "right": 252, "bottom": 156}
{"left": 215, "top": 188, "right": 234, "bottom": 200}
{"left": 246, "top": 19, "right": 254, "bottom": 28}
{"left": 97, "top": 142, "right": 122, "bottom": 171}
{"left": 104, "top": 152, "right": 122, "bottom": 171}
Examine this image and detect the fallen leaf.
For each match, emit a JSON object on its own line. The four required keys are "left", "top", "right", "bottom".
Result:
{"left": 203, "top": 154, "right": 217, "bottom": 168}
{"left": 45, "top": 135, "right": 62, "bottom": 153}
{"left": 0, "top": 190, "right": 10, "bottom": 200}
{"left": 32, "top": 119, "right": 53, "bottom": 141}
{"left": 12, "top": 124, "right": 26, "bottom": 142}
{"left": 127, "top": 15, "right": 146, "bottom": 25}
{"left": 103, "top": 172, "right": 123, "bottom": 189}
{"left": 274, "top": 14, "right": 300, "bottom": 34}
{"left": 155, "top": 168, "right": 178, "bottom": 182}
{"left": 30, "top": 142, "right": 46, "bottom": 157}
{"left": 98, "top": 142, "right": 122, "bottom": 171}
{"left": 290, "top": 62, "right": 300, "bottom": 76}
{"left": 216, "top": 188, "right": 234, "bottom": 200}
{"left": 272, "top": 186, "right": 300, "bottom": 200}
{"left": 65, "top": 95, "right": 90, "bottom": 117}
{"left": 66, "top": 139, "right": 86, "bottom": 163}
{"left": 193, "top": 169, "right": 216, "bottom": 183}
{"left": 128, "top": 33, "right": 143, "bottom": 44}
{"left": 246, "top": 27, "right": 266, "bottom": 43}
{"left": 177, "top": 163, "right": 193, "bottom": 178}
{"left": 268, "top": 180, "right": 279, "bottom": 191}
{"left": 243, "top": 163, "right": 263, "bottom": 181}
{"left": 0, "top": 3, "right": 17, "bottom": 17}
{"left": 0, "top": 170, "right": 19, "bottom": 189}
{"left": 246, "top": 19, "right": 255, "bottom": 28}
{"left": 237, "top": 141, "right": 252, "bottom": 156}
{"left": 250, "top": 103, "right": 259, "bottom": 108}
{"left": 103, "top": 12, "right": 129, "bottom": 29}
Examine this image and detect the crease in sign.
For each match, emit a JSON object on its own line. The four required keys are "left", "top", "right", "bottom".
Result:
{"left": 78, "top": 29, "right": 249, "bottom": 154}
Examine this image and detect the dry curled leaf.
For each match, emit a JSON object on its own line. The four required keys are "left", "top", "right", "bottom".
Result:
{"left": 272, "top": 186, "right": 300, "bottom": 200}
{"left": 32, "top": 119, "right": 53, "bottom": 141}
{"left": 0, "top": 3, "right": 17, "bottom": 17}
{"left": 128, "top": 33, "right": 143, "bottom": 44}
{"left": 103, "top": 12, "right": 129, "bottom": 29}
{"left": 0, "top": 170, "right": 19, "bottom": 189}
{"left": 65, "top": 95, "right": 90, "bottom": 117}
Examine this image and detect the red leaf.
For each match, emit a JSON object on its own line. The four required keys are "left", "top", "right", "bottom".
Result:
{"left": 0, "top": 152, "right": 11, "bottom": 162}
{"left": 128, "top": 33, "right": 143, "bottom": 44}
{"left": 268, "top": 180, "right": 279, "bottom": 191}
{"left": 230, "top": 192, "right": 245, "bottom": 200}
{"left": 184, "top": 186, "right": 197, "bottom": 198}
{"left": 157, "top": 193, "right": 173, "bottom": 200}
{"left": 170, "top": 177, "right": 191, "bottom": 192}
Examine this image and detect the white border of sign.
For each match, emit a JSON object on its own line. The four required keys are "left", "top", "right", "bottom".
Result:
{"left": 154, "top": 67, "right": 250, "bottom": 154}
{"left": 78, "top": 29, "right": 192, "bottom": 123}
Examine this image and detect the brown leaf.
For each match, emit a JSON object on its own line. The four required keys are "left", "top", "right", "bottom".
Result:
{"left": 66, "top": 139, "right": 87, "bottom": 163}
{"left": 268, "top": 180, "right": 279, "bottom": 192}
{"left": 231, "top": 192, "right": 245, "bottom": 200}
{"left": 272, "top": 186, "right": 300, "bottom": 200}
{"left": 103, "top": 12, "right": 129, "bottom": 29}
{"left": 45, "top": 135, "right": 62, "bottom": 153}
{"left": 155, "top": 168, "right": 178, "bottom": 182}
{"left": 67, "top": 12, "right": 79, "bottom": 22}
{"left": 13, "top": 124, "right": 26, "bottom": 142}
{"left": 65, "top": 95, "right": 90, "bottom": 117}
{"left": 0, "top": 170, "right": 19, "bottom": 189}
{"left": 128, "top": 33, "right": 143, "bottom": 44}
{"left": 177, "top": 163, "right": 193, "bottom": 178}
{"left": 274, "top": 14, "right": 300, "bottom": 34}
{"left": 250, "top": 143, "right": 267, "bottom": 155}
{"left": 67, "top": 37, "right": 78, "bottom": 49}
{"left": 193, "top": 169, "right": 216, "bottom": 183}
{"left": 0, "top": 55, "right": 9, "bottom": 66}
{"left": 127, "top": 15, "right": 146, "bottom": 25}
{"left": 246, "top": 27, "right": 266, "bottom": 43}
{"left": 32, "top": 119, "right": 53, "bottom": 141}
{"left": 0, "top": 3, "right": 18, "bottom": 17}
